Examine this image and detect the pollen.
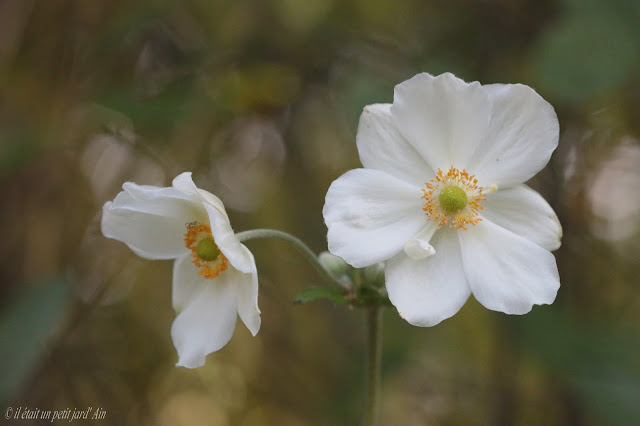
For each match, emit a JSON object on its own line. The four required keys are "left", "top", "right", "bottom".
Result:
{"left": 421, "top": 166, "right": 486, "bottom": 230}
{"left": 184, "top": 223, "right": 228, "bottom": 279}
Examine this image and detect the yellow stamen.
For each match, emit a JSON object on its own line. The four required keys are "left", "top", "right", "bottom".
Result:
{"left": 421, "top": 166, "right": 486, "bottom": 230}
{"left": 184, "top": 223, "right": 228, "bottom": 279}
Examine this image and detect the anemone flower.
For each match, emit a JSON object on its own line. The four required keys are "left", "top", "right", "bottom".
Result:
{"left": 102, "top": 172, "right": 260, "bottom": 367}
{"left": 324, "top": 73, "right": 562, "bottom": 326}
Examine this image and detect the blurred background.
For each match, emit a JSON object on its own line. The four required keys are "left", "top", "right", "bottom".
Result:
{"left": 1, "top": 0, "right": 639, "bottom": 424}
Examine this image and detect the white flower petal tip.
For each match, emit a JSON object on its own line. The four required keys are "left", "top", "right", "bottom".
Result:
{"left": 482, "top": 185, "right": 563, "bottom": 252}
{"left": 386, "top": 232, "right": 471, "bottom": 327}
{"left": 460, "top": 219, "right": 560, "bottom": 315}
{"left": 172, "top": 264, "right": 261, "bottom": 369}
{"left": 403, "top": 239, "right": 436, "bottom": 260}
{"left": 102, "top": 173, "right": 260, "bottom": 367}
{"left": 324, "top": 72, "right": 562, "bottom": 325}
{"left": 171, "top": 171, "right": 196, "bottom": 193}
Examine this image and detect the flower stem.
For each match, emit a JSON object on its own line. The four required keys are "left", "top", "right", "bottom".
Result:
{"left": 238, "top": 228, "right": 384, "bottom": 423}
{"left": 235, "top": 228, "right": 341, "bottom": 287}
{"left": 364, "top": 306, "right": 382, "bottom": 426}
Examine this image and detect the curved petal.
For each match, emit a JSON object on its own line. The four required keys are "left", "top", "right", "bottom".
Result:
{"left": 172, "top": 254, "right": 206, "bottom": 312}
{"left": 102, "top": 197, "right": 189, "bottom": 260}
{"left": 482, "top": 185, "right": 562, "bottom": 251}
{"left": 233, "top": 248, "right": 261, "bottom": 336}
{"left": 391, "top": 72, "right": 491, "bottom": 172}
{"left": 459, "top": 218, "right": 560, "bottom": 315}
{"left": 469, "top": 84, "right": 559, "bottom": 188}
{"left": 385, "top": 228, "right": 471, "bottom": 327}
{"left": 173, "top": 252, "right": 259, "bottom": 335}
{"left": 203, "top": 203, "right": 253, "bottom": 274}
{"left": 171, "top": 270, "right": 239, "bottom": 368}
{"left": 172, "top": 172, "right": 199, "bottom": 195}
{"left": 116, "top": 182, "right": 208, "bottom": 224}
{"left": 323, "top": 168, "right": 427, "bottom": 268}
{"left": 172, "top": 172, "right": 227, "bottom": 215}
{"left": 122, "top": 181, "right": 197, "bottom": 205}
{"left": 356, "top": 103, "right": 433, "bottom": 186}
{"left": 403, "top": 222, "right": 438, "bottom": 260}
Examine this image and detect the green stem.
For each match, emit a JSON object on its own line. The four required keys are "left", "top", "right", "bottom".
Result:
{"left": 235, "top": 228, "right": 341, "bottom": 287}
{"left": 238, "top": 228, "right": 384, "bottom": 423}
{"left": 364, "top": 306, "right": 382, "bottom": 426}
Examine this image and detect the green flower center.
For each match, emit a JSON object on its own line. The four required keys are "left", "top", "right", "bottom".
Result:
{"left": 196, "top": 237, "right": 221, "bottom": 261}
{"left": 439, "top": 186, "right": 467, "bottom": 213}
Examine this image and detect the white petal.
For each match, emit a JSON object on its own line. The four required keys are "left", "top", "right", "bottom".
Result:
{"left": 459, "top": 218, "right": 560, "bottom": 315}
{"left": 356, "top": 103, "right": 434, "bottom": 186}
{"left": 121, "top": 181, "right": 196, "bottom": 205}
{"left": 101, "top": 180, "right": 210, "bottom": 259}
{"left": 172, "top": 172, "right": 227, "bottom": 214}
{"left": 323, "top": 168, "right": 427, "bottom": 268}
{"left": 482, "top": 185, "right": 562, "bottom": 251}
{"left": 391, "top": 72, "right": 491, "bottom": 172}
{"left": 172, "top": 172, "right": 199, "bottom": 194}
{"left": 102, "top": 199, "right": 188, "bottom": 260}
{"left": 203, "top": 203, "right": 253, "bottom": 274}
{"left": 173, "top": 252, "right": 259, "bottom": 334}
{"left": 469, "top": 84, "right": 559, "bottom": 188}
{"left": 171, "top": 270, "right": 239, "bottom": 368}
{"left": 234, "top": 248, "right": 261, "bottom": 336}
{"left": 172, "top": 254, "right": 206, "bottom": 312}
{"left": 403, "top": 222, "right": 438, "bottom": 260}
{"left": 116, "top": 183, "right": 208, "bottom": 224}
{"left": 386, "top": 229, "right": 471, "bottom": 327}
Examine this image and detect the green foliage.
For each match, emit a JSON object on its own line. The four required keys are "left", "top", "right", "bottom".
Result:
{"left": 521, "top": 310, "right": 640, "bottom": 425}
{"left": 532, "top": 0, "right": 640, "bottom": 101}
{"left": 294, "top": 285, "right": 348, "bottom": 305}
{"left": 0, "top": 132, "right": 40, "bottom": 179}
{"left": 0, "top": 279, "right": 72, "bottom": 405}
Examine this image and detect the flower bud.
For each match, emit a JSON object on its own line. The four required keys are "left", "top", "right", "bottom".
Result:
{"left": 362, "top": 262, "right": 385, "bottom": 288}
{"left": 318, "top": 251, "right": 350, "bottom": 279}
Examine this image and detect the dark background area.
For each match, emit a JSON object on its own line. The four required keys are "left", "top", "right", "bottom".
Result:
{"left": 1, "top": 0, "right": 639, "bottom": 424}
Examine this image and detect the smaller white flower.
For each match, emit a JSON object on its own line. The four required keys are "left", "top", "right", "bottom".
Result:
{"left": 102, "top": 172, "right": 260, "bottom": 368}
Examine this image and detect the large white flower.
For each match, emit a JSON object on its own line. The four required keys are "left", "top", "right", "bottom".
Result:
{"left": 323, "top": 73, "right": 562, "bottom": 326}
{"left": 102, "top": 172, "right": 260, "bottom": 368}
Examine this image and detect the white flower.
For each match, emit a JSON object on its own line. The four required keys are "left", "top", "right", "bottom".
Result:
{"left": 323, "top": 73, "right": 562, "bottom": 326}
{"left": 101, "top": 172, "right": 260, "bottom": 368}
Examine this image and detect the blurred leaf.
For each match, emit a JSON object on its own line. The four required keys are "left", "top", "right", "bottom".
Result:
{"left": 0, "top": 278, "right": 72, "bottom": 405}
{"left": 210, "top": 63, "right": 302, "bottom": 113}
{"left": 294, "top": 286, "right": 348, "bottom": 305}
{"left": 339, "top": 74, "right": 394, "bottom": 132}
{"left": 572, "top": 372, "right": 640, "bottom": 426}
{"left": 532, "top": 0, "right": 640, "bottom": 102}
{"left": 532, "top": 15, "right": 638, "bottom": 101}
{"left": 97, "top": 75, "right": 199, "bottom": 139}
{"left": 521, "top": 310, "right": 640, "bottom": 425}
{"left": 560, "top": 0, "right": 640, "bottom": 17}
{"left": 0, "top": 133, "right": 39, "bottom": 179}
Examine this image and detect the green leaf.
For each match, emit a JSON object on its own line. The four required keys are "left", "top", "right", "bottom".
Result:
{"left": 0, "top": 278, "right": 72, "bottom": 405}
{"left": 532, "top": 14, "right": 639, "bottom": 102}
{"left": 294, "top": 286, "right": 348, "bottom": 305}
{"left": 520, "top": 310, "right": 640, "bottom": 425}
